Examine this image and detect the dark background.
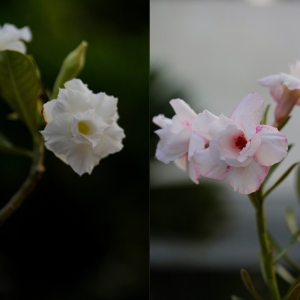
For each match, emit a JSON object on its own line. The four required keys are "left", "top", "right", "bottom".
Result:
{"left": 0, "top": 0, "right": 149, "bottom": 299}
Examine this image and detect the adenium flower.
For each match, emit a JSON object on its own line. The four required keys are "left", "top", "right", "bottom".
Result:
{"left": 0, "top": 23, "right": 32, "bottom": 54}
{"left": 258, "top": 60, "right": 300, "bottom": 127}
{"left": 40, "top": 79, "right": 125, "bottom": 175}
{"left": 193, "top": 93, "right": 288, "bottom": 194}
{"left": 152, "top": 99, "right": 204, "bottom": 183}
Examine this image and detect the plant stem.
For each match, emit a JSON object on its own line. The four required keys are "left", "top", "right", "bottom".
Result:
{"left": 255, "top": 199, "right": 281, "bottom": 300}
{"left": 0, "top": 135, "right": 45, "bottom": 227}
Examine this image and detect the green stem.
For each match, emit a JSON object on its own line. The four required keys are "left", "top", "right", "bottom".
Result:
{"left": 255, "top": 199, "right": 281, "bottom": 300}
{"left": 0, "top": 135, "right": 45, "bottom": 227}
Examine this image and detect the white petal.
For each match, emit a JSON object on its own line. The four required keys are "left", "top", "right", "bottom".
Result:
{"left": 19, "top": 26, "right": 32, "bottom": 42}
{"left": 187, "top": 158, "right": 200, "bottom": 184}
{"left": 254, "top": 125, "right": 288, "bottom": 166}
{"left": 188, "top": 133, "right": 206, "bottom": 159}
{"left": 174, "top": 154, "right": 187, "bottom": 171}
{"left": 227, "top": 160, "right": 270, "bottom": 195}
{"left": 93, "top": 122, "right": 125, "bottom": 158}
{"left": 153, "top": 114, "right": 172, "bottom": 129}
{"left": 64, "top": 78, "right": 92, "bottom": 94}
{"left": 40, "top": 113, "right": 73, "bottom": 154}
{"left": 54, "top": 152, "right": 69, "bottom": 165}
{"left": 235, "top": 114, "right": 256, "bottom": 140}
{"left": 170, "top": 99, "right": 197, "bottom": 124}
{"left": 192, "top": 110, "right": 218, "bottom": 140}
{"left": 289, "top": 60, "right": 300, "bottom": 78}
{"left": 155, "top": 126, "right": 191, "bottom": 163}
{"left": 65, "top": 140, "right": 100, "bottom": 176}
{"left": 42, "top": 100, "right": 57, "bottom": 124}
{"left": 225, "top": 156, "right": 253, "bottom": 167}
{"left": 280, "top": 73, "right": 300, "bottom": 90}
{"left": 90, "top": 93, "right": 117, "bottom": 125}
{"left": 230, "top": 93, "right": 264, "bottom": 126}
{"left": 193, "top": 148, "right": 229, "bottom": 180}
{"left": 258, "top": 74, "right": 282, "bottom": 86}
{"left": 54, "top": 89, "right": 92, "bottom": 115}
{"left": 208, "top": 114, "right": 234, "bottom": 138}
{"left": 1, "top": 40, "right": 26, "bottom": 53}
{"left": 270, "top": 85, "right": 284, "bottom": 103}
{"left": 239, "top": 133, "right": 261, "bottom": 157}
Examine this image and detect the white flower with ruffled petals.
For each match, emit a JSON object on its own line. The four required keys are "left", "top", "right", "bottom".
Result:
{"left": 258, "top": 60, "right": 300, "bottom": 127}
{"left": 40, "top": 79, "right": 125, "bottom": 175}
{"left": 153, "top": 99, "right": 205, "bottom": 183}
{"left": 193, "top": 93, "right": 288, "bottom": 194}
{"left": 0, "top": 24, "right": 32, "bottom": 54}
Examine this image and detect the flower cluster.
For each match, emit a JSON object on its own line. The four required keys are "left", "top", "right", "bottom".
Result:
{"left": 259, "top": 60, "right": 300, "bottom": 127}
{"left": 41, "top": 79, "right": 125, "bottom": 176}
{"left": 153, "top": 93, "right": 288, "bottom": 194}
{"left": 0, "top": 23, "right": 32, "bottom": 54}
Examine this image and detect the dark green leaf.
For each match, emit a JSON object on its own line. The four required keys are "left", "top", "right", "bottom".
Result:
{"left": 240, "top": 269, "right": 264, "bottom": 300}
{"left": 0, "top": 131, "right": 32, "bottom": 157}
{"left": 0, "top": 50, "right": 40, "bottom": 137}
{"left": 264, "top": 163, "right": 299, "bottom": 198}
{"left": 261, "top": 104, "right": 270, "bottom": 125}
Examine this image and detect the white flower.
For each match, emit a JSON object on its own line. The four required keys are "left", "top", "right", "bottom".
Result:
{"left": 152, "top": 99, "right": 204, "bottom": 183}
{"left": 40, "top": 79, "right": 125, "bottom": 175}
{"left": 193, "top": 93, "right": 288, "bottom": 194}
{"left": 0, "top": 24, "right": 32, "bottom": 54}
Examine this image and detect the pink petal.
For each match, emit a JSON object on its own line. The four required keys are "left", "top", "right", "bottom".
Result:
{"left": 153, "top": 114, "right": 172, "bottom": 129}
{"left": 230, "top": 93, "right": 264, "bottom": 126}
{"left": 170, "top": 99, "right": 197, "bottom": 125}
{"left": 192, "top": 110, "right": 218, "bottom": 140}
{"left": 208, "top": 114, "right": 233, "bottom": 138}
{"left": 235, "top": 114, "right": 256, "bottom": 140}
{"left": 270, "top": 85, "right": 284, "bottom": 103}
{"left": 258, "top": 74, "right": 282, "bottom": 86}
{"left": 193, "top": 148, "right": 229, "bottom": 180}
{"left": 239, "top": 133, "right": 261, "bottom": 157}
{"left": 280, "top": 73, "right": 300, "bottom": 90}
{"left": 254, "top": 125, "right": 288, "bottom": 166}
{"left": 174, "top": 154, "right": 187, "bottom": 171}
{"left": 187, "top": 158, "right": 200, "bottom": 184}
{"left": 227, "top": 160, "right": 270, "bottom": 195}
{"left": 225, "top": 156, "right": 253, "bottom": 167}
{"left": 188, "top": 133, "right": 206, "bottom": 159}
{"left": 289, "top": 60, "right": 300, "bottom": 78}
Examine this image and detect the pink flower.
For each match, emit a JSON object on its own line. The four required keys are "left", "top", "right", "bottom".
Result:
{"left": 193, "top": 93, "right": 288, "bottom": 194}
{"left": 258, "top": 60, "right": 300, "bottom": 127}
{"left": 152, "top": 99, "right": 205, "bottom": 183}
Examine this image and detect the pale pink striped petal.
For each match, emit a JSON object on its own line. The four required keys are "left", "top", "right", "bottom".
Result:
{"left": 225, "top": 156, "right": 253, "bottom": 167}
{"left": 208, "top": 114, "right": 234, "bottom": 138}
{"left": 170, "top": 99, "right": 197, "bottom": 125}
{"left": 174, "top": 154, "right": 187, "bottom": 171}
{"left": 227, "top": 160, "right": 270, "bottom": 195}
{"left": 230, "top": 93, "right": 264, "bottom": 126}
{"left": 239, "top": 133, "right": 261, "bottom": 158}
{"left": 254, "top": 125, "right": 288, "bottom": 166}
{"left": 258, "top": 74, "right": 282, "bottom": 86}
{"left": 187, "top": 158, "right": 201, "bottom": 184}
{"left": 188, "top": 133, "right": 206, "bottom": 159}
{"left": 280, "top": 73, "right": 300, "bottom": 90}
{"left": 192, "top": 110, "right": 218, "bottom": 140}
{"left": 235, "top": 114, "right": 256, "bottom": 140}
{"left": 270, "top": 85, "right": 284, "bottom": 103}
{"left": 153, "top": 114, "right": 172, "bottom": 129}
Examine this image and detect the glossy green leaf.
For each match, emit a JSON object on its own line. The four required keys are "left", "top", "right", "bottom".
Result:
{"left": 240, "top": 269, "right": 264, "bottom": 300}
{"left": 51, "top": 41, "right": 88, "bottom": 100}
{"left": 275, "top": 264, "right": 295, "bottom": 285}
{"left": 0, "top": 50, "right": 40, "bottom": 137}
{"left": 261, "top": 104, "right": 270, "bottom": 125}
{"left": 0, "top": 131, "right": 32, "bottom": 157}
{"left": 278, "top": 116, "right": 291, "bottom": 131}
{"left": 263, "top": 144, "right": 293, "bottom": 186}
{"left": 264, "top": 163, "right": 299, "bottom": 198}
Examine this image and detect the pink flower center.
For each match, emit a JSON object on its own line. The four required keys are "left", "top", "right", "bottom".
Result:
{"left": 235, "top": 135, "right": 247, "bottom": 150}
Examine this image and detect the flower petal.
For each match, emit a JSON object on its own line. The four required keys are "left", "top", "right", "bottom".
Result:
{"left": 258, "top": 74, "right": 282, "bottom": 86}
{"left": 64, "top": 78, "right": 92, "bottom": 94}
{"left": 230, "top": 93, "right": 264, "bottom": 126}
{"left": 280, "top": 73, "right": 300, "bottom": 90}
{"left": 193, "top": 148, "right": 229, "bottom": 180}
{"left": 225, "top": 156, "right": 253, "bottom": 167}
{"left": 170, "top": 99, "right": 197, "bottom": 125}
{"left": 0, "top": 40, "right": 26, "bottom": 53}
{"left": 208, "top": 114, "right": 233, "bottom": 138}
{"left": 289, "top": 60, "right": 300, "bottom": 78}
{"left": 192, "top": 110, "right": 218, "bottom": 140}
{"left": 188, "top": 133, "right": 206, "bottom": 159}
{"left": 239, "top": 133, "right": 261, "bottom": 157}
{"left": 40, "top": 113, "right": 73, "bottom": 154}
{"left": 187, "top": 158, "right": 200, "bottom": 184}
{"left": 174, "top": 154, "right": 187, "bottom": 171}
{"left": 227, "top": 160, "right": 269, "bottom": 195}
{"left": 270, "top": 85, "right": 284, "bottom": 103}
{"left": 254, "top": 125, "right": 288, "bottom": 166}
{"left": 235, "top": 114, "right": 256, "bottom": 140}
{"left": 153, "top": 114, "right": 172, "bottom": 129}
{"left": 42, "top": 100, "right": 57, "bottom": 124}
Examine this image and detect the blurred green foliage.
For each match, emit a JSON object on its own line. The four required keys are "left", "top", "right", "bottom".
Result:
{"left": 0, "top": 0, "right": 148, "bottom": 299}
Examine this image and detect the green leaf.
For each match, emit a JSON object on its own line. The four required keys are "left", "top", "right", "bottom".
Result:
{"left": 0, "top": 50, "right": 40, "bottom": 137}
{"left": 285, "top": 207, "right": 299, "bottom": 237}
{"left": 259, "top": 252, "right": 268, "bottom": 284}
{"left": 264, "top": 163, "right": 299, "bottom": 198}
{"left": 51, "top": 41, "right": 88, "bottom": 100}
{"left": 263, "top": 144, "right": 293, "bottom": 186}
{"left": 240, "top": 269, "right": 264, "bottom": 300}
{"left": 275, "top": 264, "right": 296, "bottom": 285}
{"left": 278, "top": 116, "right": 291, "bottom": 131}
{"left": 284, "top": 277, "right": 300, "bottom": 300}
{"left": 286, "top": 284, "right": 300, "bottom": 300}
{"left": 231, "top": 296, "right": 245, "bottom": 300}
{"left": 0, "top": 131, "right": 32, "bottom": 157}
{"left": 261, "top": 104, "right": 270, "bottom": 125}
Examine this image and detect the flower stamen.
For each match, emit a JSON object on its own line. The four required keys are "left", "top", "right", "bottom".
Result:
{"left": 78, "top": 121, "right": 90, "bottom": 135}
{"left": 235, "top": 135, "right": 247, "bottom": 150}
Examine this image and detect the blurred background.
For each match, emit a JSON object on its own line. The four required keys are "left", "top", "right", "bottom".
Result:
{"left": 0, "top": 0, "right": 148, "bottom": 299}
{"left": 150, "top": 1, "right": 300, "bottom": 299}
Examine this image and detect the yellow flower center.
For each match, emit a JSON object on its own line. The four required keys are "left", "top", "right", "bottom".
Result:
{"left": 78, "top": 121, "right": 90, "bottom": 135}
